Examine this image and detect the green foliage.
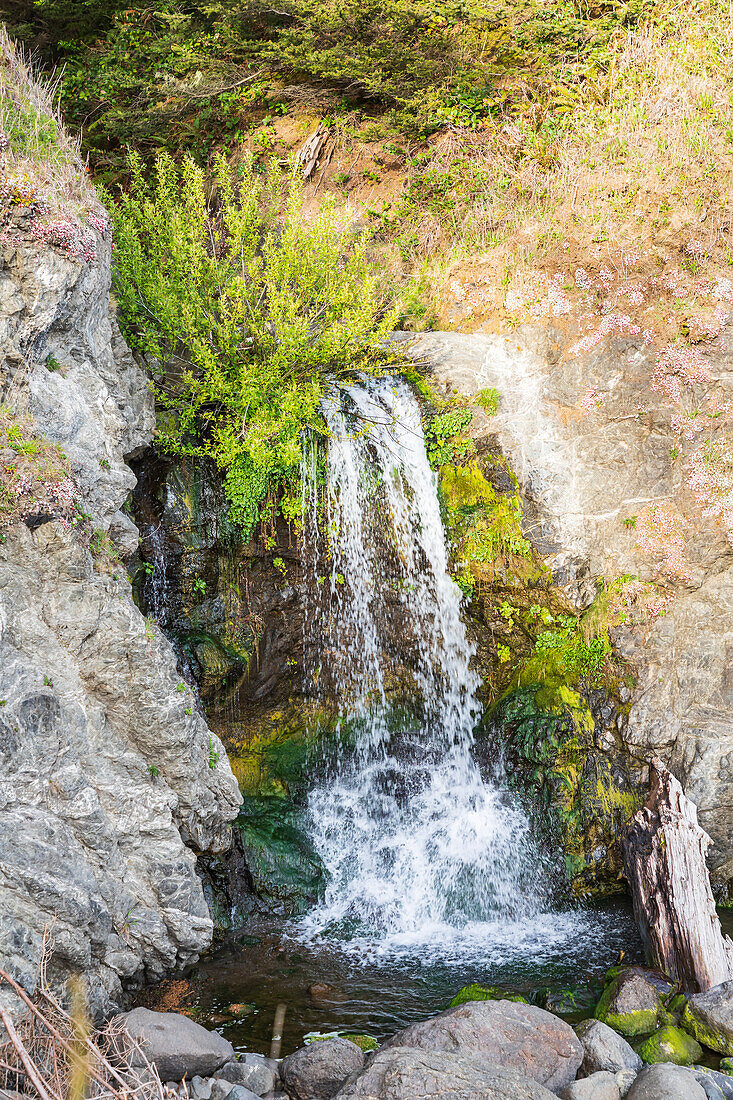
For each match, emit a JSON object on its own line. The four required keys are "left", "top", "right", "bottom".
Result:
{"left": 474, "top": 387, "right": 500, "bottom": 416}
{"left": 533, "top": 616, "right": 611, "bottom": 681}
{"left": 147, "top": 763, "right": 160, "bottom": 779}
{"left": 106, "top": 152, "right": 398, "bottom": 538}
{"left": 424, "top": 408, "right": 474, "bottom": 468}
{"left": 441, "top": 461, "right": 532, "bottom": 564}
{"left": 208, "top": 735, "right": 220, "bottom": 768}
{"left": 13, "top": 0, "right": 655, "bottom": 168}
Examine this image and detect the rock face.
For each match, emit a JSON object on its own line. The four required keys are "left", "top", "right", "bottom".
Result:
{"left": 683, "top": 980, "right": 733, "bottom": 1054}
{"left": 0, "top": 232, "right": 241, "bottom": 1013}
{"left": 403, "top": 329, "right": 733, "bottom": 893}
{"left": 386, "top": 999, "right": 583, "bottom": 1092}
{"left": 281, "top": 1038, "right": 365, "bottom": 1100}
{"left": 575, "top": 1019, "right": 642, "bottom": 1074}
{"left": 119, "top": 1008, "right": 234, "bottom": 1082}
{"left": 334, "top": 1047, "right": 558, "bottom": 1100}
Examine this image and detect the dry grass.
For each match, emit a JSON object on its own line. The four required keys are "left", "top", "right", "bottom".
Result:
{"left": 0, "top": 964, "right": 177, "bottom": 1100}
{"left": 418, "top": 0, "right": 733, "bottom": 323}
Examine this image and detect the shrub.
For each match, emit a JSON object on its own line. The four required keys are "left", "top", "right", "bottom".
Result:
{"left": 105, "top": 152, "right": 400, "bottom": 538}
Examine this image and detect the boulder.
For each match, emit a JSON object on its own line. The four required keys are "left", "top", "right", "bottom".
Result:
{"left": 385, "top": 998, "right": 583, "bottom": 1092}
{"left": 692, "top": 1066, "right": 733, "bottom": 1099}
{"left": 615, "top": 1070, "right": 637, "bottom": 1098}
{"left": 215, "top": 1055, "right": 278, "bottom": 1096}
{"left": 220, "top": 1088, "right": 263, "bottom": 1100}
{"left": 636, "top": 1024, "right": 702, "bottom": 1065}
{"left": 333, "top": 1046, "right": 559, "bottom": 1099}
{"left": 558, "top": 1071, "right": 620, "bottom": 1100}
{"left": 190, "top": 1078, "right": 213, "bottom": 1100}
{"left": 683, "top": 981, "right": 733, "bottom": 1055}
{"left": 594, "top": 972, "right": 664, "bottom": 1038}
{"left": 281, "top": 1038, "right": 365, "bottom": 1100}
{"left": 576, "top": 1019, "right": 642, "bottom": 1074}
{"left": 626, "top": 1064, "right": 707, "bottom": 1100}
{"left": 118, "top": 1008, "right": 234, "bottom": 1082}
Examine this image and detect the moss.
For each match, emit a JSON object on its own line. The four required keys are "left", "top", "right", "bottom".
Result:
{"left": 341, "top": 1034, "right": 379, "bottom": 1052}
{"left": 682, "top": 1002, "right": 733, "bottom": 1056}
{"left": 225, "top": 704, "right": 342, "bottom": 798}
{"left": 636, "top": 1024, "right": 702, "bottom": 1065}
{"left": 719, "top": 1056, "right": 733, "bottom": 1075}
{"left": 448, "top": 983, "right": 528, "bottom": 1008}
{"left": 235, "top": 795, "right": 325, "bottom": 914}
{"left": 487, "top": 685, "right": 643, "bottom": 897}
{"left": 594, "top": 977, "right": 661, "bottom": 1038}
{"left": 440, "top": 460, "right": 532, "bottom": 581}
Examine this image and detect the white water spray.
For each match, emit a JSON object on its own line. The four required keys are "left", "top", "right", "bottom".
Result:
{"left": 300, "top": 378, "right": 544, "bottom": 950}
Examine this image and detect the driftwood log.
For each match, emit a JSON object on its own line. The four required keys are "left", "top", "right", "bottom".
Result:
{"left": 295, "top": 126, "right": 329, "bottom": 179}
{"left": 622, "top": 756, "right": 733, "bottom": 992}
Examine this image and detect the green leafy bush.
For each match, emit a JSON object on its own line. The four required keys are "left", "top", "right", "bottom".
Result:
{"left": 105, "top": 152, "right": 398, "bottom": 537}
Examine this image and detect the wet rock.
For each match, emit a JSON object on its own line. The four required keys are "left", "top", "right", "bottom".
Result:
{"left": 576, "top": 1018, "right": 643, "bottom": 1074}
{"left": 559, "top": 1070, "right": 620, "bottom": 1100}
{"left": 309, "top": 984, "right": 336, "bottom": 998}
{"left": 636, "top": 1024, "right": 702, "bottom": 1066}
{"left": 386, "top": 998, "right": 583, "bottom": 1092}
{"left": 625, "top": 1064, "right": 707, "bottom": 1099}
{"left": 683, "top": 981, "right": 733, "bottom": 1055}
{"left": 333, "top": 1046, "right": 558, "bottom": 1099}
{"left": 594, "top": 972, "right": 664, "bottom": 1038}
{"left": 281, "top": 1038, "right": 365, "bottom": 1100}
{"left": 215, "top": 1054, "right": 278, "bottom": 1096}
{"left": 119, "top": 1008, "right": 234, "bottom": 1082}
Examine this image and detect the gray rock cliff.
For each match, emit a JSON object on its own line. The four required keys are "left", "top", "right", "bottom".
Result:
{"left": 0, "top": 227, "right": 241, "bottom": 1015}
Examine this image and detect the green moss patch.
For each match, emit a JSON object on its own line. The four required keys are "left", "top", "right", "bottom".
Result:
{"left": 636, "top": 1025, "right": 702, "bottom": 1066}
{"left": 236, "top": 795, "right": 325, "bottom": 914}
{"left": 448, "top": 983, "right": 528, "bottom": 1008}
{"left": 682, "top": 1002, "right": 733, "bottom": 1057}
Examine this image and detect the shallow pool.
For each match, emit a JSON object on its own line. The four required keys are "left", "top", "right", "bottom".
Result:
{"left": 168, "top": 898, "right": 643, "bottom": 1056}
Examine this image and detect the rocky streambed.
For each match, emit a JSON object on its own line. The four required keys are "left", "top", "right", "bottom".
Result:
{"left": 115, "top": 965, "right": 733, "bottom": 1100}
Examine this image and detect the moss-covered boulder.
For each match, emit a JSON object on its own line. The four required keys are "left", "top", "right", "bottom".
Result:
{"left": 719, "top": 1056, "right": 733, "bottom": 1075}
{"left": 682, "top": 981, "right": 733, "bottom": 1056}
{"left": 636, "top": 1024, "right": 702, "bottom": 1066}
{"left": 236, "top": 795, "right": 325, "bottom": 914}
{"left": 594, "top": 969, "right": 665, "bottom": 1038}
{"left": 448, "top": 984, "right": 529, "bottom": 1008}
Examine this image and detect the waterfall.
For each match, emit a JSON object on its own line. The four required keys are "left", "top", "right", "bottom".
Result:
{"left": 299, "top": 378, "right": 544, "bottom": 952}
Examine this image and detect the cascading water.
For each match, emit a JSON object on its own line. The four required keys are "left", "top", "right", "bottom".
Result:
{"left": 299, "top": 378, "right": 546, "bottom": 952}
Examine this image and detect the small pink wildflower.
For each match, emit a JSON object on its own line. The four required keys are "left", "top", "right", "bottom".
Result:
{"left": 578, "top": 386, "right": 605, "bottom": 415}
{"left": 570, "top": 313, "right": 640, "bottom": 356}
{"left": 635, "top": 503, "right": 692, "bottom": 583}
{"left": 651, "top": 345, "right": 711, "bottom": 403}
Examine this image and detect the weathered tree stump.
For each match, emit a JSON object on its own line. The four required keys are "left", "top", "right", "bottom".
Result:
{"left": 622, "top": 756, "right": 733, "bottom": 992}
